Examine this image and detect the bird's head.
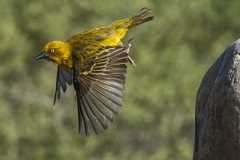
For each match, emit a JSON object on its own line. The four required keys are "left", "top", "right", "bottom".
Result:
{"left": 35, "top": 41, "right": 71, "bottom": 65}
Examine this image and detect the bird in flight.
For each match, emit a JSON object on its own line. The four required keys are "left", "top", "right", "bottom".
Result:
{"left": 35, "top": 7, "right": 154, "bottom": 136}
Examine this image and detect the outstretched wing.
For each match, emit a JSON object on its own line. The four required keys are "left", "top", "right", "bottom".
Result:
{"left": 53, "top": 66, "right": 73, "bottom": 105}
{"left": 73, "top": 45, "right": 129, "bottom": 136}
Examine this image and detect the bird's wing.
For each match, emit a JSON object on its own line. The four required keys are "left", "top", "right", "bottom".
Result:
{"left": 73, "top": 45, "right": 129, "bottom": 136}
{"left": 53, "top": 66, "right": 73, "bottom": 105}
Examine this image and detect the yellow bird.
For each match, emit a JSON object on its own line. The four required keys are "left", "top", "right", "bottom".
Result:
{"left": 35, "top": 7, "right": 154, "bottom": 136}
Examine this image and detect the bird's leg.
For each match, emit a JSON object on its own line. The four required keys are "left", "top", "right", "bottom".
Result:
{"left": 126, "top": 38, "right": 136, "bottom": 68}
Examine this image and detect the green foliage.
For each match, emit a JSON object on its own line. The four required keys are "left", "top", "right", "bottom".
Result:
{"left": 0, "top": 0, "right": 240, "bottom": 159}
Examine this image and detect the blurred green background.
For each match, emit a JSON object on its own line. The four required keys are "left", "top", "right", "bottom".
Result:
{"left": 1, "top": 0, "right": 240, "bottom": 159}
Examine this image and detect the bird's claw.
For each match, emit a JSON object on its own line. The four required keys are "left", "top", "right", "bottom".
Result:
{"left": 126, "top": 38, "right": 136, "bottom": 68}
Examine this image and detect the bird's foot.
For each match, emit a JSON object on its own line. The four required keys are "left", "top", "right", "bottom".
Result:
{"left": 126, "top": 38, "right": 136, "bottom": 68}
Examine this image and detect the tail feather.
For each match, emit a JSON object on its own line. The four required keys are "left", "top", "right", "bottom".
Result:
{"left": 129, "top": 7, "right": 154, "bottom": 28}
{"left": 131, "top": 7, "right": 152, "bottom": 19}
{"left": 110, "top": 7, "right": 153, "bottom": 40}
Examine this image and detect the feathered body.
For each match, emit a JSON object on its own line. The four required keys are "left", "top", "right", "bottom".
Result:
{"left": 35, "top": 8, "right": 153, "bottom": 136}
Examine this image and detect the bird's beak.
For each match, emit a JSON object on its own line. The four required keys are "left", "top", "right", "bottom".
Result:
{"left": 35, "top": 52, "right": 49, "bottom": 60}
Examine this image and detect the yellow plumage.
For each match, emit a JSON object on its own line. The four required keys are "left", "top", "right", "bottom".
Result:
{"left": 35, "top": 7, "right": 153, "bottom": 136}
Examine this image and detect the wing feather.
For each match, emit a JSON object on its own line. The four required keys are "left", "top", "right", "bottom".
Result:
{"left": 53, "top": 66, "right": 73, "bottom": 105}
{"left": 73, "top": 45, "right": 129, "bottom": 136}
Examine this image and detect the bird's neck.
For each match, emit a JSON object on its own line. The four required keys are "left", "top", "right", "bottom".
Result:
{"left": 60, "top": 56, "right": 73, "bottom": 71}
{"left": 59, "top": 44, "right": 73, "bottom": 71}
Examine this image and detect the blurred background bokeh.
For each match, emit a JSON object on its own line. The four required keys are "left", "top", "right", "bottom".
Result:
{"left": 1, "top": 0, "right": 240, "bottom": 159}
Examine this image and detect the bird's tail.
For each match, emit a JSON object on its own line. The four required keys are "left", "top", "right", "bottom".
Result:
{"left": 128, "top": 7, "right": 154, "bottom": 29}
{"left": 110, "top": 7, "right": 153, "bottom": 40}
{"left": 111, "top": 7, "right": 153, "bottom": 29}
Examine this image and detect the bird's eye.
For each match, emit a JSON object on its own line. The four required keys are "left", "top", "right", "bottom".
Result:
{"left": 50, "top": 49, "right": 55, "bottom": 53}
